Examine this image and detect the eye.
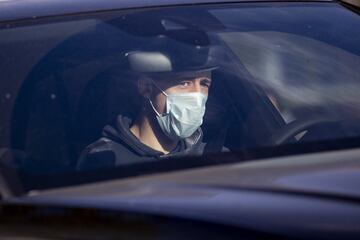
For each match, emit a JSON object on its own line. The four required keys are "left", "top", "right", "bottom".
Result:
{"left": 201, "top": 82, "right": 210, "bottom": 88}
{"left": 200, "top": 78, "right": 211, "bottom": 88}
{"left": 179, "top": 81, "right": 191, "bottom": 87}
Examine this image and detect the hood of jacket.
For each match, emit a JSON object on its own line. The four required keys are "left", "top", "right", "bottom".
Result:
{"left": 102, "top": 115, "right": 205, "bottom": 157}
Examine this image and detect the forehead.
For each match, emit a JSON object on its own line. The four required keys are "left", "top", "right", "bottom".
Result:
{"left": 154, "top": 71, "right": 212, "bottom": 83}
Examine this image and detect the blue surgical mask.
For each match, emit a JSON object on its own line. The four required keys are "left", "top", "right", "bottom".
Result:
{"left": 149, "top": 86, "right": 208, "bottom": 140}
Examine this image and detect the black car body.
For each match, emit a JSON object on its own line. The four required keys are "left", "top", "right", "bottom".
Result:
{"left": 0, "top": 0, "right": 360, "bottom": 239}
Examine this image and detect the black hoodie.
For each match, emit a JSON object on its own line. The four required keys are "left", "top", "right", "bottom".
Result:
{"left": 77, "top": 115, "right": 206, "bottom": 170}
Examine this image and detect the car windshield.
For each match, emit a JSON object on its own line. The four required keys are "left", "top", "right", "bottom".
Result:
{"left": 0, "top": 2, "right": 359, "bottom": 191}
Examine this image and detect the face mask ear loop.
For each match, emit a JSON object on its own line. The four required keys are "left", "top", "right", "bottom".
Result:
{"left": 148, "top": 98, "right": 162, "bottom": 117}
{"left": 151, "top": 80, "right": 168, "bottom": 97}
{"left": 148, "top": 79, "right": 169, "bottom": 117}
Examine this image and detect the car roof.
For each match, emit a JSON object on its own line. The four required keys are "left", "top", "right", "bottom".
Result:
{"left": 0, "top": 0, "right": 333, "bottom": 23}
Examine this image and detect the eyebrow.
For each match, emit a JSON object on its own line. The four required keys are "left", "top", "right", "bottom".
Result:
{"left": 179, "top": 75, "right": 212, "bottom": 81}
{"left": 200, "top": 77, "right": 212, "bottom": 84}
{"left": 163, "top": 74, "right": 212, "bottom": 85}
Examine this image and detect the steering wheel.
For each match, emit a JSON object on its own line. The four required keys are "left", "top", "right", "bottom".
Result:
{"left": 268, "top": 115, "right": 340, "bottom": 145}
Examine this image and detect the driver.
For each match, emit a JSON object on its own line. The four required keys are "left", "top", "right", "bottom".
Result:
{"left": 78, "top": 44, "right": 217, "bottom": 170}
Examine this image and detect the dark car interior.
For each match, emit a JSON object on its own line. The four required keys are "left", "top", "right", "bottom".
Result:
{"left": 8, "top": 58, "right": 281, "bottom": 170}
{"left": 1, "top": 10, "right": 285, "bottom": 177}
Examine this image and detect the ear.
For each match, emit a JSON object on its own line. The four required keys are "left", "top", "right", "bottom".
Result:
{"left": 137, "top": 77, "right": 153, "bottom": 99}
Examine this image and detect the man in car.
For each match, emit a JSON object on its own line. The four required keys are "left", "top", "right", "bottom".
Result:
{"left": 77, "top": 44, "right": 217, "bottom": 170}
